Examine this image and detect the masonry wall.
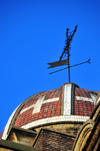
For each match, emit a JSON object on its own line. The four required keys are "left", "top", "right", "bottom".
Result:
{"left": 82, "top": 113, "right": 100, "bottom": 151}
{"left": 34, "top": 129, "right": 75, "bottom": 151}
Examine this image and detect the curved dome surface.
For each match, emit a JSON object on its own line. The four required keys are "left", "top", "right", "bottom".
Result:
{"left": 1, "top": 83, "right": 98, "bottom": 140}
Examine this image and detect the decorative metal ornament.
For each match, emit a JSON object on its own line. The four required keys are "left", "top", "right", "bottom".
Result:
{"left": 48, "top": 25, "right": 90, "bottom": 82}
{"left": 48, "top": 59, "right": 68, "bottom": 69}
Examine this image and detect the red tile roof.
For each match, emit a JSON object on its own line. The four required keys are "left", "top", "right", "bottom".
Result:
{"left": 14, "top": 85, "right": 97, "bottom": 128}
{"left": 14, "top": 88, "right": 62, "bottom": 127}
{"left": 74, "top": 88, "right": 95, "bottom": 116}
{"left": 1, "top": 83, "right": 98, "bottom": 139}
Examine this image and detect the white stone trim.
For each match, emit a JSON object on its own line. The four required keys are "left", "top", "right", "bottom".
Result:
{"left": 20, "top": 96, "right": 59, "bottom": 114}
{"left": 2, "top": 105, "right": 20, "bottom": 140}
{"left": 76, "top": 96, "right": 94, "bottom": 102}
{"left": 63, "top": 84, "right": 72, "bottom": 115}
{"left": 90, "top": 93, "right": 97, "bottom": 104}
{"left": 21, "top": 115, "right": 89, "bottom": 130}
{"left": 97, "top": 96, "right": 100, "bottom": 104}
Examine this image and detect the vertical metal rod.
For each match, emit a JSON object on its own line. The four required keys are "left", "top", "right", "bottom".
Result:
{"left": 68, "top": 52, "right": 70, "bottom": 82}
{"left": 66, "top": 28, "right": 70, "bottom": 82}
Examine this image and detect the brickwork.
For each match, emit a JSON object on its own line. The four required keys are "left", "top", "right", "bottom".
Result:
{"left": 0, "top": 133, "right": 2, "bottom": 140}
{"left": 1, "top": 84, "right": 98, "bottom": 142}
{"left": 14, "top": 88, "right": 61, "bottom": 127}
{"left": 0, "top": 130, "right": 4, "bottom": 140}
{"left": 75, "top": 88, "right": 96, "bottom": 116}
{"left": 14, "top": 85, "right": 97, "bottom": 129}
{"left": 34, "top": 129, "right": 75, "bottom": 151}
{"left": 0, "top": 83, "right": 99, "bottom": 151}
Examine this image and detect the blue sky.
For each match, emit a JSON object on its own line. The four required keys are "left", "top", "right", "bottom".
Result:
{"left": 0, "top": 0, "right": 100, "bottom": 132}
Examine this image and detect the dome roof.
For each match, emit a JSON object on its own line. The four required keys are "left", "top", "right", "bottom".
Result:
{"left": 1, "top": 83, "right": 98, "bottom": 140}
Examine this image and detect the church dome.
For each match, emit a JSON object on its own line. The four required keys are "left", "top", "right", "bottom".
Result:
{"left": 1, "top": 83, "right": 97, "bottom": 140}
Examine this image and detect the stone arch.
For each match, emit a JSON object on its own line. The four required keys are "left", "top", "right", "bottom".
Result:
{"left": 72, "top": 119, "right": 94, "bottom": 151}
{"left": 90, "top": 100, "right": 100, "bottom": 122}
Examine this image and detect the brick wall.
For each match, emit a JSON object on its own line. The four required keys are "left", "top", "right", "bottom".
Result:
{"left": 34, "top": 129, "right": 75, "bottom": 151}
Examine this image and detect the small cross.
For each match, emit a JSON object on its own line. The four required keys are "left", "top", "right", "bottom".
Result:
{"left": 20, "top": 95, "right": 59, "bottom": 114}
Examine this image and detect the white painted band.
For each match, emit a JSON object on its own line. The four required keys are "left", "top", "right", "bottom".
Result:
{"left": 90, "top": 94, "right": 97, "bottom": 104}
{"left": 21, "top": 115, "right": 89, "bottom": 130}
{"left": 63, "top": 84, "right": 72, "bottom": 115}
{"left": 76, "top": 96, "right": 94, "bottom": 102}
{"left": 97, "top": 96, "right": 100, "bottom": 104}
{"left": 20, "top": 96, "right": 59, "bottom": 114}
{"left": 2, "top": 105, "right": 20, "bottom": 140}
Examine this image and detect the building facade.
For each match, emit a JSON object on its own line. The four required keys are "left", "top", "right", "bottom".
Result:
{"left": 0, "top": 83, "right": 100, "bottom": 151}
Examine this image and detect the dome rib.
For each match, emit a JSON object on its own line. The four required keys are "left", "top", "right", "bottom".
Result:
{"left": 2, "top": 92, "right": 45, "bottom": 140}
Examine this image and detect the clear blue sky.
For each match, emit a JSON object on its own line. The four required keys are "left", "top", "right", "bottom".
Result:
{"left": 0, "top": 0, "right": 100, "bottom": 132}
